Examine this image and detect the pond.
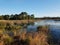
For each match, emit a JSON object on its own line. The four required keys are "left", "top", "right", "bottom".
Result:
{"left": 27, "top": 20, "right": 60, "bottom": 43}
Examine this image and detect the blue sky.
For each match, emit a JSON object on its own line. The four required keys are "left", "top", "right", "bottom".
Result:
{"left": 0, "top": 0, "right": 60, "bottom": 17}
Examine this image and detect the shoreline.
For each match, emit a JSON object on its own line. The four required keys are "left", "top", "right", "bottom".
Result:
{"left": 0, "top": 20, "right": 41, "bottom": 24}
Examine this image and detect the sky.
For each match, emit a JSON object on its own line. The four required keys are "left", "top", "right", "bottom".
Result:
{"left": 0, "top": 0, "right": 60, "bottom": 17}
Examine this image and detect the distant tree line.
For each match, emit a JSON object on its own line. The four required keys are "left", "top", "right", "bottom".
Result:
{"left": 35, "top": 17, "right": 60, "bottom": 20}
{"left": 0, "top": 12, "right": 34, "bottom": 20}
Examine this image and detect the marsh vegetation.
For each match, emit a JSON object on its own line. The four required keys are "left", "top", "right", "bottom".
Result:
{"left": 0, "top": 20, "right": 52, "bottom": 45}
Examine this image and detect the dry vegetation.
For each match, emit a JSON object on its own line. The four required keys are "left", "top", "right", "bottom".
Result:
{"left": 0, "top": 20, "right": 50, "bottom": 45}
{"left": 0, "top": 20, "right": 35, "bottom": 24}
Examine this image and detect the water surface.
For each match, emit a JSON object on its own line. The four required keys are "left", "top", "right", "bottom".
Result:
{"left": 27, "top": 20, "right": 60, "bottom": 43}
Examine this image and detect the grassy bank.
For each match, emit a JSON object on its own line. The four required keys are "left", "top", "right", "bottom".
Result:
{"left": 0, "top": 20, "right": 34, "bottom": 23}
{"left": 0, "top": 20, "right": 51, "bottom": 45}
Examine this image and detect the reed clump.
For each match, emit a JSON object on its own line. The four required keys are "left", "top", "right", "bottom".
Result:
{"left": 0, "top": 22, "right": 50, "bottom": 45}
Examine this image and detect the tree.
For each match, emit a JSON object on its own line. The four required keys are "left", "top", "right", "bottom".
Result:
{"left": 3, "top": 15, "right": 10, "bottom": 20}
{"left": 0, "top": 16, "right": 3, "bottom": 20}
{"left": 20, "top": 12, "right": 28, "bottom": 15}
{"left": 9, "top": 14, "right": 14, "bottom": 20}
{"left": 0, "top": 12, "right": 35, "bottom": 20}
{"left": 13, "top": 14, "right": 18, "bottom": 20}
{"left": 31, "top": 14, "right": 34, "bottom": 19}
{"left": 19, "top": 12, "right": 28, "bottom": 20}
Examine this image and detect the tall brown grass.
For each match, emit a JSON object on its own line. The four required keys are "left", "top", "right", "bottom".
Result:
{"left": 0, "top": 21, "right": 49, "bottom": 45}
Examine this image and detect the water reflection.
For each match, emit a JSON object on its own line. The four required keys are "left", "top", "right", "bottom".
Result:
{"left": 35, "top": 20, "right": 60, "bottom": 26}
{"left": 27, "top": 20, "right": 60, "bottom": 44}
{"left": 27, "top": 25, "right": 37, "bottom": 32}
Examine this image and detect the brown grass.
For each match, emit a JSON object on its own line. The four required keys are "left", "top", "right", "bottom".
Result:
{"left": 0, "top": 21, "right": 49, "bottom": 45}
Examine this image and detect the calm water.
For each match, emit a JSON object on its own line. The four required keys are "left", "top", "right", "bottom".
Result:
{"left": 27, "top": 20, "right": 60, "bottom": 43}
